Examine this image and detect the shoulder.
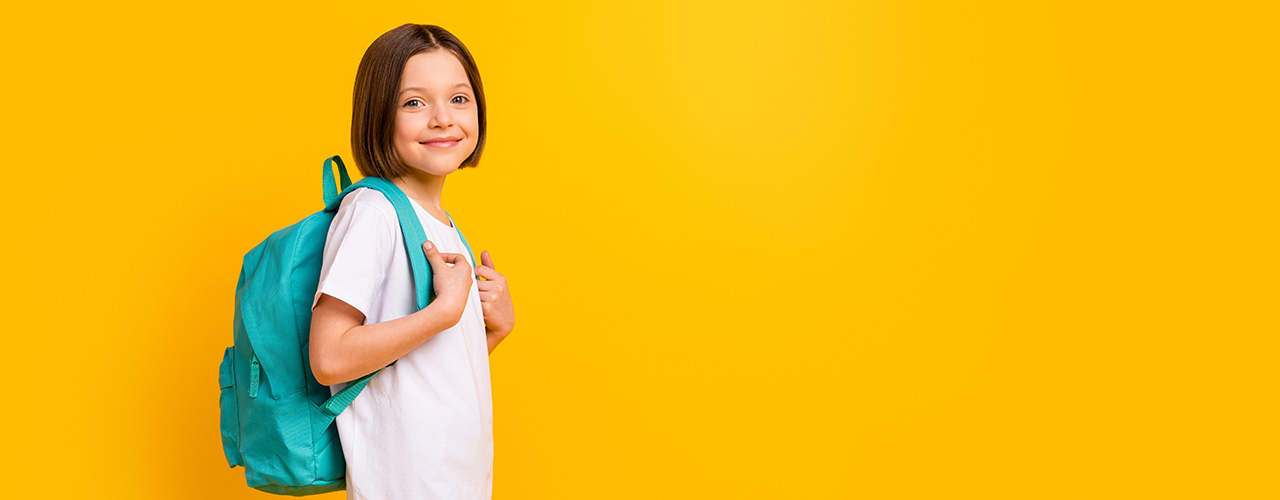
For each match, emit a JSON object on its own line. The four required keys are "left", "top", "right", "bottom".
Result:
{"left": 341, "top": 187, "right": 395, "bottom": 215}
{"left": 338, "top": 188, "right": 397, "bottom": 224}
{"left": 335, "top": 187, "right": 398, "bottom": 236}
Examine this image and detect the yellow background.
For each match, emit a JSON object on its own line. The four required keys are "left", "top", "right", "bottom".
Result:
{"left": 3, "top": 1, "right": 1275, "bottom": 498}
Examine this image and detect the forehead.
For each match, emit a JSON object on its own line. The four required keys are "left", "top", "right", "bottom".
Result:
{"left": 399, "top": 50, "right": 470, "bottom": 91}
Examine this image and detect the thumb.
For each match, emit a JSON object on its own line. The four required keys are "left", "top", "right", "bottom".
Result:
{"left": 481, "top": 250, "right": 494, "bottom": 270}
{"left": 422, "top": 240, "right": 444, "bottom": 266}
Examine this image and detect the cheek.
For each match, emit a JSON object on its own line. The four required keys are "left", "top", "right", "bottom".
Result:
{"left": 393, "top": 115, "right": 415, "bottom": 140}
{"left": 393, "top": 118, "right": 419, "bottom": 151}
{"left": 462, "top": 111, "right": 480, "bottom": 135}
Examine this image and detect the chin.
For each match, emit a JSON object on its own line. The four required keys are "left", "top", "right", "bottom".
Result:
{"left": 410, "top": 161, "right": 461, "bottom": 176}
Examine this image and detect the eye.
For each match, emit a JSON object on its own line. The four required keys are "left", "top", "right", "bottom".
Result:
{"left": 452, "top": 95, "right": 470, "bottom": 105}
{"left": 404, "top": 98, "right": 423, "bottom": 108}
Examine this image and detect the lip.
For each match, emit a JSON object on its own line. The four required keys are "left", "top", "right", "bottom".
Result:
{"left": 421, "top": 139, "right": 460, "bottom": 148}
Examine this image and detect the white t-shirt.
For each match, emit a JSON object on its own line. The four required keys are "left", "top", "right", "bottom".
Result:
{"left": 310, "top": 187, "right": 493, "bottom": 500}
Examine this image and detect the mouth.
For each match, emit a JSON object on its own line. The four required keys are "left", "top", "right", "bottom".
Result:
{"left": 421, "top": 139, "right": 460, "bottom": 148}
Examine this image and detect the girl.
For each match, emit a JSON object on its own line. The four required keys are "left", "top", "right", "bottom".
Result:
{"left": 308, "top": 24, "right": 516, "bottom": 500}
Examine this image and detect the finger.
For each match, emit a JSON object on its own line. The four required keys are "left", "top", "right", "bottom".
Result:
{"left": 475, "top": 265, "right": 496, "bottom": 280}
{"left": 422, "top": 241, "right": 444, "bottom": 266}
{"left": 441, "top": 252, "right": 472, "bottom": 268}
{"left": 481, "top": 250, "right": 494, "bottom": 270}
{"left": 477, "top": 280, "right": 502, "bottom": 294}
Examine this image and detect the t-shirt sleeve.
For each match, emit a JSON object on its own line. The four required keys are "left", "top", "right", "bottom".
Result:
{"left": 312, "top": 194, "right": 398, "bottom": 321}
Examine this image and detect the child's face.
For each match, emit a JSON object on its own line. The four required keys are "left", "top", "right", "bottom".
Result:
{"left": 393, "top": 49, "right": 479, "bottom": 177}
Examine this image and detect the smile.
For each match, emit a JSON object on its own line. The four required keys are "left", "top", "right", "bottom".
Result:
{"left": 422, "top": 140, "right": 459, "bottom": 148}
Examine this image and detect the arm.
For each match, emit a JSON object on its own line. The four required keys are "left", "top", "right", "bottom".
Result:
{"left": 486, "top": 329, "right": 510, "bottom": 355}
{"left": 310, "top": 293, "right": 465, "bottom": 386}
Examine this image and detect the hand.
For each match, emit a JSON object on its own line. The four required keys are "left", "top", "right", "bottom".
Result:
{"left": 422, "top": 241, "right": 473, "bottom": 317}
{"left": 474, "top": 250, "right": 515, "bottom": 337}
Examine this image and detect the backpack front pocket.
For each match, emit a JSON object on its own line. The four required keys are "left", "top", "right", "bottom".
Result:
{"left": 219, "top": 346, "right": 244, "bottom": 467}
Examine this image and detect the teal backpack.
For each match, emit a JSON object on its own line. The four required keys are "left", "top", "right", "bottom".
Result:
{"left": 219, "top": 155, "right": 476, "bottom": 495}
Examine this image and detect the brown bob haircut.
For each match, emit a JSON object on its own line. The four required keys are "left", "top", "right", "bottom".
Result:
{"left": 351, "top": 24, "right": 487, "bottom": 178}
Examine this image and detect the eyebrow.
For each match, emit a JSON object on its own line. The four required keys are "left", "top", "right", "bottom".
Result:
{"left": 400, "top": 83, "right": 472, "bottom": 95}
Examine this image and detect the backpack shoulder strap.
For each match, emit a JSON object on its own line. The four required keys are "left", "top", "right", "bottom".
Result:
{"left": 320, "top": 156, "right": 435, "bottom": 310}
{"left": 445, "top": 210, "right": 478, "bottom": 267}
{"left": 343, "top": 177, "right": 436, "bottom": 311}
{"left": 313, "top": 155, "right": 438, "bottom": 418}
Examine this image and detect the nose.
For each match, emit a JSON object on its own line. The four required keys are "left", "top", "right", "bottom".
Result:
{"left": 427, "top": 101, "right": 455, "bottom": 129}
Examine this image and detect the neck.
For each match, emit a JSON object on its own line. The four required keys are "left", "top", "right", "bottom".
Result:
{"left": 391, "top": 169, "right": 447, "bottom": 213}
